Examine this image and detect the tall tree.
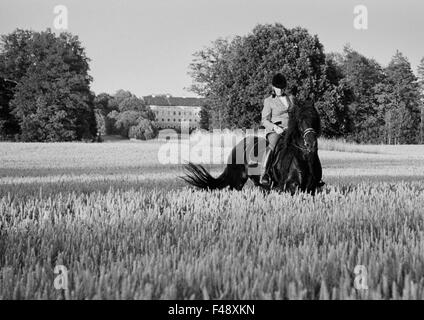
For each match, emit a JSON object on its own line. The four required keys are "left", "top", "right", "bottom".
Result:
{"left": 0, "top": 77, "right": 19, "bottom": 138}
{"left": 199, "top": 105, "right": 210, "bottom": 130}
{"left": 94, "top": 93, "right": 115, "bottom": 135}
{"left": 0, "top": 29, "right": 34, "bottom": 138}
{"left": 0, "top": 29, "right": 34, "bottom": 81}
{"left": 376, "top": 51, "right": 421, "bottom": 144}
{"left": 189, "top": 24, "right": 346, "bottom": 132}
{"left": 417, "top": 57, "right": 424, "bottom": 143}
{"left": 333, "top": 45, "right": 386, "bottom": 143}
{"left": 315, "top": 54, "right": 354, "bottom": 137}
{"left": 107, "top": 90, "right": 157, "bottom": 139}
{"left": 0, "top": 29, "right": 97, "bottom": 141}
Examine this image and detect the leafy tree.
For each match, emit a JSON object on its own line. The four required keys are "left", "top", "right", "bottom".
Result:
{"left": 314, "top": 78, "right": 353, "bottom": 137}
{"left": 107, "top": 90, "right": 157, "bottom": 139}
{"left": 417, "top": 57, "right": 424, "bottom": 143}
{"left": 331, "top": 45, "right": 386, "bottom": 143}
{"left": 0, "top": 29, "right": 34, "bottom": 81}
{"left": 109, "top": 110, "right": 142, "bottom": 137}
{"left": 128, "top": 118, "right": 158, "bottom": 140}
{"left": 199, "top": 105, "right": 210, "bottom": 130}
{"left": 314, "top": 54, "right": 354, "bottom": 137}
{"left": 111, "top": 90, "right": 155, "bottom": 118}
{"left": 189, "top": 24, "right": 345, "bottom": 132}
{"left": 0, "top": 29, "right": 34, "bottom": 138}
{"left": 94, "top": 93, "right": 115, "bottom": 135}
{"left": 0, "top": 77, "right": 19, "bottom": 138}
{"left": 375, "top": 51, "right": 421, "bottom": 144}
{"left": 0, "top": 29, "right": 97, "bottom": 141}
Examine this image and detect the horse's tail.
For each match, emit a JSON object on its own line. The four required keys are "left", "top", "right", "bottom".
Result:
{"left": 181, "top": 162, "right": 231, "bottom": 190}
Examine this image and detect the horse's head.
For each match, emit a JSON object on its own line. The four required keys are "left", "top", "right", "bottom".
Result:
{"left": 288, "top": 99, "right": 321, "bottom": 154}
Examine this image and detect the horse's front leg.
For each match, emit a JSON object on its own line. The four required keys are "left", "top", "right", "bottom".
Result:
{"left": 285, "top": 180, "right": 299, "bottom": 195}
{"left": 305, "top": 170, "right": 315, "bottom": 194}
{"left": 285, "top": 161, "right": 301, "bottom": 195}
{"left": 304, "top": 152, "right": 322, "bottom": 194}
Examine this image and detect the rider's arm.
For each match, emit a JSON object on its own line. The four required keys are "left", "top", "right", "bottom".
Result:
{"left": 261, "top": 99, "right": 275, "bottom": 132}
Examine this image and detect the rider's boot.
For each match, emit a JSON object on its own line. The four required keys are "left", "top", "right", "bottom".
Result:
{"left": 259, "top": 146, "right": 273, "bottom": 186}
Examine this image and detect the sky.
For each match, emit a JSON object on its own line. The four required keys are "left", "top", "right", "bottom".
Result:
{"left": 1, "top": 0, "right": 423, "bottom": 97}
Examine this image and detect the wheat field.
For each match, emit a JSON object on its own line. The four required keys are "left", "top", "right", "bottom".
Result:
{"left": 1, "top": 140, "right": 424, "bottom": 299}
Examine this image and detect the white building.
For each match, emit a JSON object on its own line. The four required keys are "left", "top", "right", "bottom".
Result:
{"left": 144, "top": 95, "right": 204, "bottom": 130}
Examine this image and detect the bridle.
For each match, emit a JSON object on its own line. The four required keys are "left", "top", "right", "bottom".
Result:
{"left": 303, "top": 128, "right": 315, "bottom": 139}
{"left": 293, "top": 127, "right": 316, "bottom": 153}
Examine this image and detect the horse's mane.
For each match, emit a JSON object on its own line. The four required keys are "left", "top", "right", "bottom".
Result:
{"left": 290, "top": 99, "right": 320, "bottom": 135}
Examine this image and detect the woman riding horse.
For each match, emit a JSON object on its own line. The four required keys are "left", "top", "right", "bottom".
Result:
{"left": 260, "top": 73, "right": 294, "bottom": 187}
{"left": 182, "top": 73, "right": 324, "bottom": 194}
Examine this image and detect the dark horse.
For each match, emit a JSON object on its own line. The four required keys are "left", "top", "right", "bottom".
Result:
{"left": 182, "top": 100, "right": 324, "bottom": 195}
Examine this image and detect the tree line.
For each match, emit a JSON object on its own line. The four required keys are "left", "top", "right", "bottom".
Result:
{"left": 0, "top": 29, "right": 157, "bottom": 142}
{"left": 1, "top": 26, "right": 423, "bottom": 144}
{"left": 191, "top": 24, "right": 424, "bottom": 144}
{"left": 94, "top": 90, "right": 157, "bottom": 140}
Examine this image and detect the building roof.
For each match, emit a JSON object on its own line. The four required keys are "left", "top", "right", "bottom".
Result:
{"left": 143, "top": 95, "right": 205, "bottom": 107}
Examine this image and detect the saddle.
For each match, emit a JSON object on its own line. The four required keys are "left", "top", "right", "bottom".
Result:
{"left": 245, "top": 132, "right": 285, "bottom": 174}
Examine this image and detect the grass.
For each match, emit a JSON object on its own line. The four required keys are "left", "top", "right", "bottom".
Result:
{"left": 318, "top": 138, "right": 385, "bottom": 154}
{"left": 0, "top": 140, "right": 424, "bottom": 299}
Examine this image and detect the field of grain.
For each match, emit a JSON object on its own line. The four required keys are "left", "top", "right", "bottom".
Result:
{"left": 1, "top": 140, "right": 424, "bottom": 299}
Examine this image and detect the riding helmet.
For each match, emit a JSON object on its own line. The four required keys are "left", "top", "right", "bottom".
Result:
{"left": 272, "top": 73, "right": 287, "bottom": 89}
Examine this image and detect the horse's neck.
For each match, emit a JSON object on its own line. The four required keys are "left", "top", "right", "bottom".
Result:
{"left": 272, "top": 132, "right": 303, "bottom": 177}
{"left": 288, "top": 131, "right": 303, "bottom": 151}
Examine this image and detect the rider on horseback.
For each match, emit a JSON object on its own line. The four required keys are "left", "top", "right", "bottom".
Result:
{"left": 183, "top": 72, "right": 324, "bottom": 192}
{"left": 260, "top": 73, "right": 294, "bottom": 187}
